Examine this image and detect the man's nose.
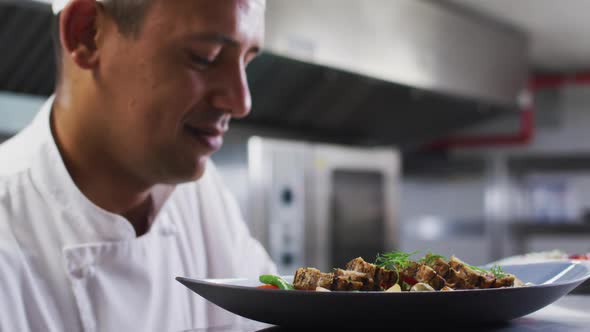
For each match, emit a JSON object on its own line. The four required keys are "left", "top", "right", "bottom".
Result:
{"left": 210, "top": 62, "right": 252, "bottom": 119}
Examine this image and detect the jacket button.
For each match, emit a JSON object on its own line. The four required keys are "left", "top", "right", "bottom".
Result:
{"left": 70, "top": 265, "right": 95, "bottom": 279}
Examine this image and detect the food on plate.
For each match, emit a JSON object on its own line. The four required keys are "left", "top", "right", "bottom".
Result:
{"left": 257, "top": 251, "right": 527, "bottom": 292}
{"left": 292, "top": 258, "right": 399, "bottom": 291}
{"left": 258, "top": 275, "right": 294, "bottom": 290}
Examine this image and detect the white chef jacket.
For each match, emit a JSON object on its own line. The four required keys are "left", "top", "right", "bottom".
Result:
{"left": 0, "top": 96, "right": 277, "bottom": 332}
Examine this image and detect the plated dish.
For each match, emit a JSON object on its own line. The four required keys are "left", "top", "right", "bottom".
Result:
{"left": 177, "top": 252, "right": 590, "bottom": 327}
{"left": 261, "top": 252, "right": 529, "bottom": 293}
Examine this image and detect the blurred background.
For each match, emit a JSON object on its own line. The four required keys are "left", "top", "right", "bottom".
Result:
{"left": 2, "top": 0, "right": 590, "bottom": 274}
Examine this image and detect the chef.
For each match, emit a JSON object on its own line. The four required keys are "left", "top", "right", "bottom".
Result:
{"left": 0, "top": 0, "right": 275, "bottom": 331}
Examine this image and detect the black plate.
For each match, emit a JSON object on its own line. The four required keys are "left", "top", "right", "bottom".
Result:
{"left": 177, "top": 262, "right": 590, "bottom": 327}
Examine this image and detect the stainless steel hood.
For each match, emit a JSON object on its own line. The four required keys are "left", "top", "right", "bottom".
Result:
{"left": 238, "top": 0, "right": 530, "bottom": 147}
{"left": 263, "top": 0, "right": 528, "bottom": 106}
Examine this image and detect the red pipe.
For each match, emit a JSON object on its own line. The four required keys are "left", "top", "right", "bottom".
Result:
{"left": 425, "top": 72, "right": 590, "bottom": 150}
{"left": 425, "top": 106, "right": 534, "bottom": 149}
{"left": 531, "top": 71, "right": 590, "bottom": 90}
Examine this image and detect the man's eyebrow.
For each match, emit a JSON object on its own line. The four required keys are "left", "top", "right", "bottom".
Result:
{"left": 190, "top": 32, "right": 240, "bottom": 47}
{"left": 189, "top": 32, "right": 261, "bottom": 55}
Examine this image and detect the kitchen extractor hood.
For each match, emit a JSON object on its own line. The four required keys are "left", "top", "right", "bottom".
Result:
{"left": 243, "top": 52, "right": 519, "bottom": 148}
{"left": 0, "top": 0, "right": 529, "bottom": 147}
{"left": 263, "top": 0, "right": 528, "bottom": 106}
{"left": 237, "top": 0, "right": 530, "bottom": 147}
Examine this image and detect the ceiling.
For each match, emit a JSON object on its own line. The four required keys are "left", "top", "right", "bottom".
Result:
{"left": 446, "top": 0, "right": 590, "bottom": 73}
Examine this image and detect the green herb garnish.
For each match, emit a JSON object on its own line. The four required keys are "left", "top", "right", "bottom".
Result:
{"left": 490, "top": 265, "right": 509, "bottom": 278}
{"left": 467, "top": 264, "right": 509, "bottom": 278}
{"left": 467, "top": 264, "right": 489, "bottom": 274}
{"left": 375, "top": 251, "right": 419, "bottom": 270}
{"left": 419, "top": 252, "right": 448, "bottom": 266}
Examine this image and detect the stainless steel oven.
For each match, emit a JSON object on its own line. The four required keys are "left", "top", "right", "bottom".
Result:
{"left": 247, "top": 137, "right": 400, "bottom": 274}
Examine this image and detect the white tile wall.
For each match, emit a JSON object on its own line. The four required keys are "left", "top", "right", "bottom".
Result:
{"left": 0, "top": 92, "right": 45, "bottom": 137}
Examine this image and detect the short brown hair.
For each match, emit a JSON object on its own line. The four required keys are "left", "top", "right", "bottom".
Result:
{"left": 51, "top": 0, "right": 154, "bottom": 85}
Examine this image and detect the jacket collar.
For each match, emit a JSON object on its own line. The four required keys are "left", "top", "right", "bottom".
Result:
{"left": 30, "top": 96, "right": 137, "bottom": 241}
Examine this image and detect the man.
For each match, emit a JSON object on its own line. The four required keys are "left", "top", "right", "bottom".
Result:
{"left": 0, "top": 0, "right": 275, "bottom": 331}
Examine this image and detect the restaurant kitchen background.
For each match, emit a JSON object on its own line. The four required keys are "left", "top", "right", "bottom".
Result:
{"left": 2, "top": 0, "right": 590, "bottom": 275}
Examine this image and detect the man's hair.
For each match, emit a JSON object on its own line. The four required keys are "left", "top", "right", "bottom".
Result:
{"left": 51, "top": 0, "right": 154, "bottom": 84}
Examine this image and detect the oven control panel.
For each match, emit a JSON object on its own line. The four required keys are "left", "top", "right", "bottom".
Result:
{"left": 267, "top": 146, "right": 307, "bottom": 275}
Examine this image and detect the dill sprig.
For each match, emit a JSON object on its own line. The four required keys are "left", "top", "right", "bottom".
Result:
{"left": 490, "top": 265, "right": 509, "bottom": 278}
{"left": 419, "top": 252, "right": 448, "bottom": 266}
{"left": 375, "top": 251, "right": 419, "bottom": 270}
{"left": 467, "top": 264, "right": 509, "bottom": 278}
{"left": 467, "top": 264, "right": 489, "bottom": 274}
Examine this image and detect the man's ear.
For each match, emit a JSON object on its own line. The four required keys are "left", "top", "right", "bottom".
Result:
{"left": 60, "top": 0, "right": 102, "bottom": 70}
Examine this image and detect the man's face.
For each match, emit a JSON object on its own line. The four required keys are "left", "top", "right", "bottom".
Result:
{"left": 96, "top": 0, "right": 265, "bottom": 184}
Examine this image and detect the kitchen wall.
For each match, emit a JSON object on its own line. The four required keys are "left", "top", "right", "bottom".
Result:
{"left": 0, "top": 92, "right": 45, "bottom": 141}
{"left": 457, "top": 84, "right": 590, "bottom": 224}
{"left": 402, "top": 84, "right": 590, "bottom": 261}
{"left": 399, "top": 172, "right": 491, "bottom": 265}
{"left": 454, "top": 85, "right": 590, "bottom": 155}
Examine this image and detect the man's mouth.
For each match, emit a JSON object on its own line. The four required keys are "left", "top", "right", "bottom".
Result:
{"left": 184, "top": 124, "right": 224, "bottom": 152}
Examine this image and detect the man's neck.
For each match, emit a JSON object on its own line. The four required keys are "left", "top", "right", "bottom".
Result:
{"left": 50, "top": 94, "right": 168, "bottom": 237}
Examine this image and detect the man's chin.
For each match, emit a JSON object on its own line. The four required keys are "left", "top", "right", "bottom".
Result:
{"left": 190, "top": 162, "right": 207, "bottom": 181}
{"left": 185, "top": 157, "right": 208, "bottom": 182}
{"left": 162, "top": 157, "right": 208, "bottom": 184}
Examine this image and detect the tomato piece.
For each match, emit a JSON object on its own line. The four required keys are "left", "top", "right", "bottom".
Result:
{"left": 257, "top": 284, "right": 279, "bottom": 289}
{"left": 403, "top": 276, "right": 418, "bottom": 286}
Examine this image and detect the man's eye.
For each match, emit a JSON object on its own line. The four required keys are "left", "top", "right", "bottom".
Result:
{"left": 190, "top": 53, "right": 214, "bottom": 68}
